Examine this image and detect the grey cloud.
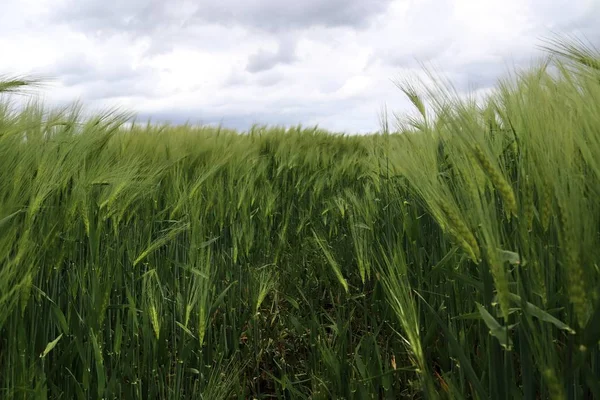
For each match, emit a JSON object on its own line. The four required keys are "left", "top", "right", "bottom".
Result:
{"left": 46, "top": 54, "right": 159, "bottom": 99}
{"left": 455, "top": 62, "right": 514, "bottom": 92}
{"left": 135, "top": 109, "right": 308, "bottom": 132}
{"left": 55, "top": 0, "right": 168, "bottom": 35}
{"left": 47, "top": 53, "right": 95, "bottom": 85}
{"left": 246, "top": 37, "right": 297, "bottom": 73}
{"left": 368, "top": 0, "right": 456, "bottom": 68}
{"left": 246, "top": 49, "right": 289, "bottom": 73}
{"left": 376, "top": 39, "right": 454, "bottom": 68}
{"left": 224, "top": 69, "right": 284, "bottom": 88}
{"left": 458, "top": 52, "right": 541, "bottom": 91}
{"left": 18, "top": 0, "right": 600, "bottom": 136}
{"left": 373, "top": 0, "right": 600, "bottom": 97}
{"left": 528, "top": 0, "right": 598, "bottom": 27}
{"left": 132, "top": 94, "right": 371, "bottom": 132}
{"left": 190, "top": 0, "right": 394, "bottom": 32}
{"left": 256, "top": 71, "right": 285, "bottom": 87}
{"left": 548, "top": 5, "right": 600, "bottom": 48}
{"left": 82, "top": 79, "right": 159, "bottom": 101}
{"left": 54, "top": 0, "right": 393, "bottom": 36}
{"left": 526, "top": 0, "right": 600, "bottom": 50}
{"left": 317, "top": 79, "right": 346, "bottom": 95}
{"left": 224, "top": 71, "right": 248, "bottom": 87}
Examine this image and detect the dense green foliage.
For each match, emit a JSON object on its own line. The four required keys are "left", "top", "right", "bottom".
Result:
{"left": 1, "top": 38, "right": 599, "bottom": 399}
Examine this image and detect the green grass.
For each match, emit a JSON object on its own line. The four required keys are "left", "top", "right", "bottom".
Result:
{"left": 0, "top": 36, "right": 599, "bottom": 399}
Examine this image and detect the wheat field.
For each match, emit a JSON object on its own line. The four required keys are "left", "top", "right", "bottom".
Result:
{"left": 0, "top": 37, "right": 599, "bottom": 399}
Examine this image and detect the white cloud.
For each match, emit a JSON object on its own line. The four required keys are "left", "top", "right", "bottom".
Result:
{"left": 0, "top": 0, "right": 598, "bottom": 133}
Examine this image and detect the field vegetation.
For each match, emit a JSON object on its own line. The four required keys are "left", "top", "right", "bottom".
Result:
{"left": 0, "top": 36, "right": 599, "bottom": 399}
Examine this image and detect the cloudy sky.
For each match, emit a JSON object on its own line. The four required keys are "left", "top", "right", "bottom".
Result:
{"left": 1, "top": 0, "right": 598, "bottom": 133}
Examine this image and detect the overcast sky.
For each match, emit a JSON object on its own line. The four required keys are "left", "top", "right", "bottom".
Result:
{"left": 1, "top": 0, "right": 598, "bottom": 133}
